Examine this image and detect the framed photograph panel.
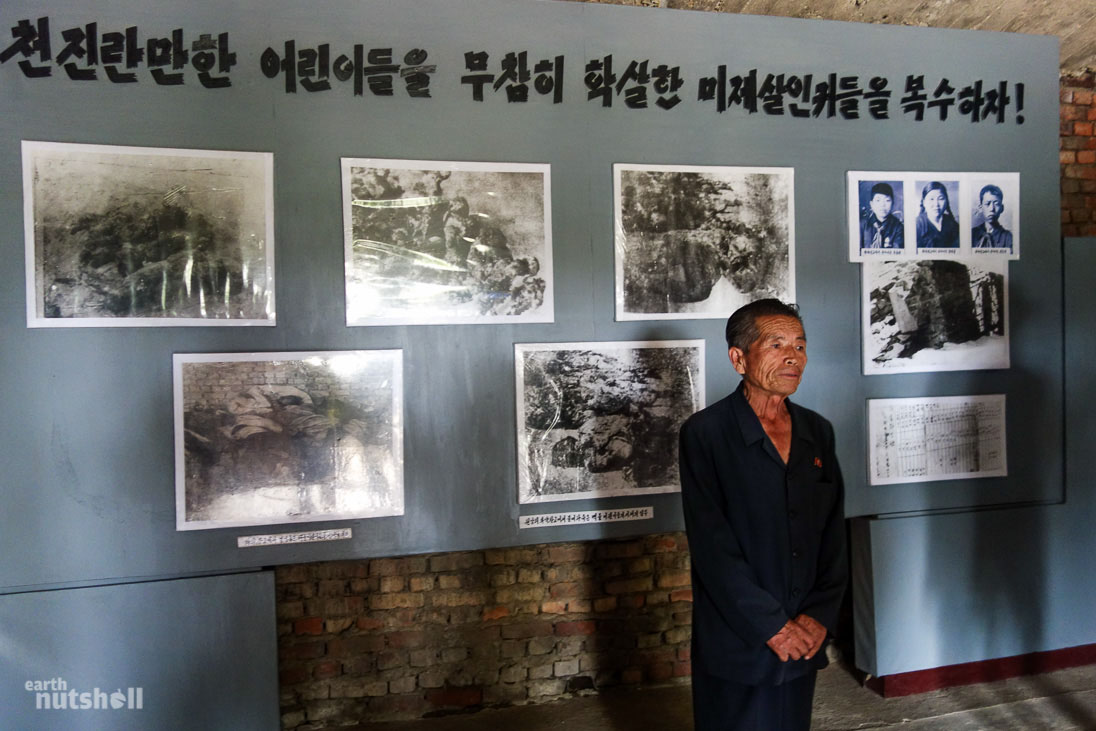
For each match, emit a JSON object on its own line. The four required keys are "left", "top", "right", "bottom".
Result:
{"left": 23, "top": 141, "right": 275, "bottom": 327}
{"left": 174, "top": 350, "right": 403, "bottom": 531}
{"left": 848, "top": 171, "right": 1019, "bottom": 261}
{"left": 342, "top": 158, "right": 553, "bottom": 326}
{"left": 515, "top": 340, "right": 704, "bottom": 504}
{"left": 862, "top": 257, "right": 1008, "bottom": 375}
{"left": 614, "top": 163, "right": 795, "bottom": 320}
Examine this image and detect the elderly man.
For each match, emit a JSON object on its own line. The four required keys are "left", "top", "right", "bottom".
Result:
{"left": 971, "top": 184, "right": 1013, "bottom": 249}
{"left": 680, "top": 299, "right": 847, "bottom": 731}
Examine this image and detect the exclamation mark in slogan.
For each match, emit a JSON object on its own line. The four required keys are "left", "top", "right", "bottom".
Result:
{"left": 1015, "top": 83, "right": 1025, "bottom": 124}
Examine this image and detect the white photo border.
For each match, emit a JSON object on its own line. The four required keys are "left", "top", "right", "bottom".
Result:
{"left": 515, "top": 339, "right": 705, "bottom": 505}
{"left": 173, "top": 349, "right": 404, "bottom": 531}
{"left": 23, "top": 140, "right": 276, "bottom": 328}
{"left": 614, "top": 163, "right": 796, "bottom": 321}
{"left": 341, "top": 157, "right": 553, "bottom": 326}
{"left": 861, "top": 256, "right": 1010, "bottom": 375}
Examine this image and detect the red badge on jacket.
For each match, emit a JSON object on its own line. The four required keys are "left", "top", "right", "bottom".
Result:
{"left": 813, "top": 457, "right": 822, "bottom": 468}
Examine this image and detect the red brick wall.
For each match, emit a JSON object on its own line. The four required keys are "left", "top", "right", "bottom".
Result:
{"left": 1061, "top": 73, "right": 1096, "bottom": 237}
{"left": 277, "top": 533, "right": 693, "bottom": 728}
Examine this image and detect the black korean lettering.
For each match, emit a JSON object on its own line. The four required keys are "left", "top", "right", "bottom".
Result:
{"left": 363, "top": 48, "right": 398, "bottom": 95}
{"left": 1, "top": 17, "right": 52, "bottom": 77}
{"left": 296, "top": 44, "right": 331, "bottom": 92}
{"left": 927, "top": 78, "right": 956, "bottom": 120}
{"left": 787, "top": 74, "right": 812, "bottom": 117}
{"left": 494, "top": 50, "right": 530, "bottom": 102}
{"left": 100, "top": 26, "right": 141, "bottom": 83}
{"left": 836, "top": 75, "right": 862, "bottom": 119}
{"left": 810, "top": 72, "right": 836, "bottom": 117}
{"left": 651, "top": 64, "right": 683, "bottom": 110}
{"left": 584, "top": 55, "right": 615, "bottom": 107}
{"left": 758, "top": 73, "right": 784, "bottom": 115}
{"left": 980, "top": 81, "right": 1013, "bottom": 124}
{"left": 461, "top": 50, "right": 493, "bottom": 101}
{"left": 260, "top": 41, "right": 296, "bottom": 93}
{"left": 401, "top": 48, "right": 433, "bottom": 98}
{"left": 191, "top": 32, "right": 236, "bottom": 89}
{"left": 697, "top": 65, "right": 727, "bottom": 113}
{"left": 57, "top": 23, "right": 99, "bottom": 81}
{"left": 728, "top": 69, "right": 758, "bottom": 113}
{"left": 616, "top": 59, "right": 650, "bottom": 109}
{"left": 957, "top": 80, "right": 984, "bottom": 122}
{"left": 332, "top": 45, "right": 363, "bottom": 95}
{"left": 901, "top": 74, "right": 928, "bottom": 120}
{"left": 863, "top": 76, "right": 890, "bottom": 120}
{"left": 533, "top": 56, "right": 564, "bottom": 103}
{"left": 147, "top": 29, "right": 187, "bottom": 85}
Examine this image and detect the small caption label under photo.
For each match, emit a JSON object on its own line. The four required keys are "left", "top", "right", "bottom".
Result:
{"left": 519, "top": 506, "right": 653, "bottom": 529}
{"left": 237, "top": 528, "right": 353, "bottom": 548}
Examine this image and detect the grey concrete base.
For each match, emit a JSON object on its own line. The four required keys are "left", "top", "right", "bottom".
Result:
{"left": 351, "top": 659, "right": 1096, "bottom": 730}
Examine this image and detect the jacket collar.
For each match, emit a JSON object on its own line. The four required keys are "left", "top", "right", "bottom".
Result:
{"left": 728, "top": 381, "right": 816, "bottom": 458}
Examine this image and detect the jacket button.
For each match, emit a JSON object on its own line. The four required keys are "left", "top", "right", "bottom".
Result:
{"left": 792, "top": 550, "right": 801, "bottom": 559}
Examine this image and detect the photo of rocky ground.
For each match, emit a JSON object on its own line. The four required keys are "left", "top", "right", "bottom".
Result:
{"left": 343, "top": 160, "right": 550, "bottom": 324}
{"left": 177, "top": 351, "right": 403, "bottom": 529}
{"left": 517, "top": 342, "right": 703, "bottom": 503}
{"left": 615, "top": 165, "right": 793, "bottom": 319}
{"left": 864, "top": 258, "right": 1008, "bottom": 374}
{"left": 26, "top": 143, "right": 273, "bottom": 324}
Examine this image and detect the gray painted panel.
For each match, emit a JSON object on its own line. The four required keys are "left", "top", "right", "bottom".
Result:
{"left": 852, "top": 238, "right": 1096, "bottom": 676}
{"left": 0, "top": 571, "right": 278, "bottom": 729}
{"left": 0, "top": 0, "right": 1062, "bottom": 589}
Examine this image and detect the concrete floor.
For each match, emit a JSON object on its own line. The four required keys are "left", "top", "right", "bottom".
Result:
{"left": 355, "top": 657, "right": 1096, "bottom": 730}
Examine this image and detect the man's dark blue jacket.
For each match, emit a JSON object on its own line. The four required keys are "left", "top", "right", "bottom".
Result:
{"left": 679, "top": 383, "right": 847, "bottom": 685}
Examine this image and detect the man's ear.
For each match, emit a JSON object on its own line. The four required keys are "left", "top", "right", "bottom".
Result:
{"left": 728, "top": 347, "right": 746, "bottom": 375}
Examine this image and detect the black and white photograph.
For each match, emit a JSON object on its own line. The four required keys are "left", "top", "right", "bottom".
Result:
{"left": 515, "top": 340, "right": 704, "bottom": 504}
{"left": 342, "top": 158, "right": 553, "bottom": 326}
{"left": 847, "top": 172, "right": 910, "bottom": 260}
{"left": 23, "top": 141, "right": 275, "bottom": 327}
{"left": 174, "top": 350, "right": 403, "bottom": 530}
{"left": 614, "top": 164, "right": 794, "bottom": 320}
{"left": 863, "top": 257, "right": 1009, "bottom": 375}
{"left": 912, "top": 178, "right": 962, "bottom": 252}
{"left": 969, "top": 173, "right": 1021, "bottom": 257}
{"left": 869, "top": 394, "right": 1007, "bottom": 485}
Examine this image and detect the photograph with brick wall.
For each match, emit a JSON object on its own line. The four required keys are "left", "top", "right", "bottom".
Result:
{"left": 175, "top": 350, "right": 403, "bottom": 530}
{"left": 277, "top": 533, "right": 693, "bottom": 728}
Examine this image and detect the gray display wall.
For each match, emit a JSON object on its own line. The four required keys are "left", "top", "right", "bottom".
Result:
{"left": 0, "top": 571, "right": 278, "bottom": 727}
{"left": 0, "top": 0, "right": 1061, "bottom": 592}
{"left": 853, "top": 238, "right": 1096, "bottom": 676}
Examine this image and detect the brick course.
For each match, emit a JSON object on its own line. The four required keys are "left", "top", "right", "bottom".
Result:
{"left": 1062, "top": 73, "right": 1096, "bottom": 237}
{"left": 277, "top": 534, "right": 693, "bottom": 728}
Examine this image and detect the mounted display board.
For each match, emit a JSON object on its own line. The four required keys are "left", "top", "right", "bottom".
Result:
{"left": 0, "top": 0, "right": 1060, "bottom": 591}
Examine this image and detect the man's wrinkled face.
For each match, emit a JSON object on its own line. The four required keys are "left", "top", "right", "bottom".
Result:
{"left": 980, "top": 192, "right": 1003, "bottom": 226}
{"left": 730, "top": 315, "right": 807, "bottom": 399}
{"left": 869, "top": 193, "right": 893, "bottom": 222}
